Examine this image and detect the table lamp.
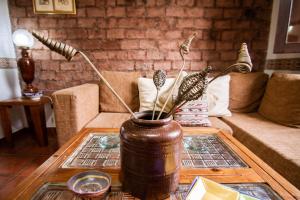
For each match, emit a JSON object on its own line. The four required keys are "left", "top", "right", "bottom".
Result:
{"left": 12, "top": 29, "right": 41, "bottom": 98}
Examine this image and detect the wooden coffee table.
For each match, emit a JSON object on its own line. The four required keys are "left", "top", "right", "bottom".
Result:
{"left": 8, "top": 128, "right": 300, "bottom": 199}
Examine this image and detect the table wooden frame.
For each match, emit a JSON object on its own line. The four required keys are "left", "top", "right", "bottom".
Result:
{"left": 0, "top": 97, "right": 50, "bottom": 146}
{"left": 8, "top": 128, "right": 300, "bottom": 199}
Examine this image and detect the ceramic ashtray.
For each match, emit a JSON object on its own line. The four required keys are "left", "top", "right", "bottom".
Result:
{"left": 67, "top": 170, "right": 111, "bottom": 199}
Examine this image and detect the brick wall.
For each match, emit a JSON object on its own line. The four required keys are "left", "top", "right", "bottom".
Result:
{"left": 9, "top": 0, "right": 272, "bottom": 90}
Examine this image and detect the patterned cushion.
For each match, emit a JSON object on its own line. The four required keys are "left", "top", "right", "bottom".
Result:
{"left": 173, "top": 94, "right": 211, "bottom": 127}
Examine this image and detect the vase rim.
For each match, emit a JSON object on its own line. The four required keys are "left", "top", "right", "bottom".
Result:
{"left": 131, "top": 110, "right": 172, "bottom": 126}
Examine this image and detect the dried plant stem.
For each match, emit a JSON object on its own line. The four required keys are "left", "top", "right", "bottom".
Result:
{"left": 151, "top": 91, "right": 159, "bottom": 120}
{"left": 79, "top": 51, "right": 136, "bottom": 118}
{"left": 156, "top": 56, "right": 185, "bottom": 120}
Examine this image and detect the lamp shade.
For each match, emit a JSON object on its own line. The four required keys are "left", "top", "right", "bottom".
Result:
{"left": 12, "top": 29, "right": 34, "bottom": 48}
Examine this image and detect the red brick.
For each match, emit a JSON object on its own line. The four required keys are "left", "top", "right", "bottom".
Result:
{"left": 88, "top": 29, "right": 106, "bottom": 39}
{"left": 146, "top": 29, "right": 163, "bottom": 39}
{"left": 195, "top": 0, "right": 215, "bottom": 7}
{"left": 10, "top": 7, "right": 26, "bottom": 17}
{"left": 49, "top": 29, "right": 67, "bottom": 39}
{"left": 140, "top": 40, "right": 157, "bottom": 49}
{"left": 186, "top": 51, "right": 202, "bottom": 60}
{"left": 107, "top": 7, "right": 126, "bottom": 17}
{"left": 186, "top": 8, "right": 204, "bottom": 17}
{"left": 15, "top": 0, "right": 31, "bottom": 6}
{"left": 235, "top": 20, "right": 251, "bottom": 29}
{"left": 154, "top": 61, "right": 171, "bottom": 70}
{"left": 221, "top": 30, "right": 236, "bottom": 40}
{"left": 107, "top": 29, "right": 125, "bottom": 39}
{"left": 78, "top": 18, "right": 97, "bottom": 28}
{"left": 100, "top": 40, "right": 121, "bottom": 50}
{"left": 60, "top": 62, "right": 82, "bottom": 71}
{"left": 98, "top": 18, "right": 107, "bottom": 27}
{"left": 57, "top": 19, "right": 77, "bottom": 28}
{"left": 51, "top": 52, "right": 65, "bottom": 60}
{"left": 134, "top": 61, "right": 154, "bottom": 71}
{"left": 177, "top": 0, "right": 194, "bottom": 6}
{"left": 204, "top": 8, "right": 223, "bottom": 18}
{"left": 18, "top": 18, "right": 38, "bottom": 29}
{"left": 156, "top": 0, "right": 176, "bottom": 6}
{"left": 92, "top": 51, "right": 108, "bottom": 59}
{"left": 191, "top": 61, "right": 207, "bottom": 70}
{"left": 165, "top": 31, "right": 182, "bottom": 39}
{"left": 80, "top": 40, "right": 101, "bottom": 50}
{"left": 147, "top": 7, "right": 165, "bottom": 17}
{"left": 118, "top": 18, "right": 139, "bottom": 28}
{"left": 216, "top": 0, "right": 238, "bottom": 7}
{"left": 176, "top": 19, "right": 194, "bottom": 28}
{"left": 202, "top": 51, "right": 220, "bottom": 61}
{"left": 120, "top": 40, "right": 139, "bottom": 49}
{"left": 39, "top": 18, "right": 57, "bottom": 28}
{"left": 77, "top": 0, "right": 95, "bottom": 7}
{"left": 87, "top": 8, "right": 105, "bottom": 17}
{"left": 194, "top": 19, "right": 212, "bottom": 29}
{"left": 107, "top": 0, "right": 116, "bottom": 6}
{"left": 127, "top": 7, "right": 145, "bottom": 17}
{"left": 253, "top": 41, "right": 267, "bottom": 50}
{"left": 32, "top": 50, "right": 50, "bottom": 60}
{"left": 224, "top": 9, "right": 243, "bottom": 18}
{"left": 67, "top": 29, "right": 88, "bottom": 39}
{"left": 194, "top": 40, "right": 215, "bottom": 50}
{"left": 146, "top": 50, "right": 164, "bottom": 60}
{"left": 96, "top": 0, "right": 106, "bottom": 6}
{"left": 107, "top": 51, "right": 128, "bottom": 59}
{"left": 166, "top": 51, "right": 182, "bottom": 60}
{"left": 139, "top": 18, "right": 158, "bottom": 28}
{"left": 39, "top": 71, "right": 56, "bottom": 81}
{"left": 40, "top": 61, "right": 60, "bottom": 72}
{"left": 166, "top": 7, "right": 185, "bottom": 17}
{"left": 216, "top": 41, "right": 233, "bottom": 50}
{"left": 220, "top": 51, "right": 237, "bottom": 61}
{"left": 126, "top": 30, "right": 145, "bottom": 38}
{"left": 159, "top": 40, "right": 179, "bottom": 50}
{"left": 77, "top": 8, "right": 87, "bottom": 17}
{"left": 107, "top": 61, "right": 135, "bottom": 70}
{"left": 128, "top": 50, "right": 146, "bottom": 60}
{"left": 214, "top": 20, "right": 232, "bottom": 29}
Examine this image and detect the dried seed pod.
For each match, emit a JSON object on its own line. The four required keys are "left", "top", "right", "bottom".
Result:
{"left": 235, "top": 43, "right": 252, "bottom": 73}
{"left": 175, "top": 66, "right": 211, "bottom": 105}
{"left": 152, "top": 70, "right": 167, "bottom": 120}
{"left": 180, "top": 32, "right": 197, "bottom": 55}
{"left": 153, "top": 70, "right": 167, "bottom": 90}
{"left": 32, "top": 31, "right": 78, "bottom": 61}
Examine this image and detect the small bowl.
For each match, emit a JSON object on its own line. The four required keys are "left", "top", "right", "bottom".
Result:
{"left": 67, "top": 171, "right": 111, "bottom": 199}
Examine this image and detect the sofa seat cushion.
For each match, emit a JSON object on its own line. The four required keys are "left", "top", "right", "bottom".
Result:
{"left": 86, "top": 112, "right": 131, "bottom": 128}
{"left": 222, "top": 112, "right": 300, "bottom": 188}
{"left": 86, "top": 113, "right": 232, "bottom": 134}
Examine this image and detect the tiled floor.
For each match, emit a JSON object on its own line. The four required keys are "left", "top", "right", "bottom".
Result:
{"left": 0, "top": 128, "right": 58, "bottom": 199}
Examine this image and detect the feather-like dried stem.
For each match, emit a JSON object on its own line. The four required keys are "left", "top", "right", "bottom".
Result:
{"left": 156, "top": 32, "right": 197, "bottom": 120}
{"left": 79, "top": 52, "right": 136, "bottom": 118}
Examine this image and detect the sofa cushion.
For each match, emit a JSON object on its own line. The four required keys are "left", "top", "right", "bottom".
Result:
{"left": 229, "top": 72, "right": 269, "bottom": 113}
{"left": 258, "top": 73, "right": 300, "bottom": 128}
{"left": 99, "top": 71, "right": 141, "bottom": 113}
{"left": 222, "top": 112, "right": 300, "bottom": 188}
{"left": 86, "top": 112, "right": 131, "bottom": 128}
{"left": 86, "top": 113, "right": 232, "bottom": 134}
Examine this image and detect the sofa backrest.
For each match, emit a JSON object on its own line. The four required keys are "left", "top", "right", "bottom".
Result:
{"left": 99, "top": 71, "right": 142, "bottom": 113}
{"left": 228, "top": 72, "right": 269, "bottom": 113}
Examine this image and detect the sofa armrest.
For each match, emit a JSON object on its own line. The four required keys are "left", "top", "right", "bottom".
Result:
{"left": 52, "top": 83, "right": 99, "bottom": 146}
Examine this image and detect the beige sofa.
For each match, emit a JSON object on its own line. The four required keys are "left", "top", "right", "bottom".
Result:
{"left": 52, "top": 71, "right": 300, "bottom": 189}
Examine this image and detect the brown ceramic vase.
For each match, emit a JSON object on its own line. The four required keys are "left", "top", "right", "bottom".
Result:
{"left": 120, "top": 111, "right": 183, "bottom": 199}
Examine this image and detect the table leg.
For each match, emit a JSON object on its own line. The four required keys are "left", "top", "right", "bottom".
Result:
{"left": 29, "top": 105, "right": 48, "bottom": 146}
{"left": 0, "top": 106, "right": 13, "bottom": 146}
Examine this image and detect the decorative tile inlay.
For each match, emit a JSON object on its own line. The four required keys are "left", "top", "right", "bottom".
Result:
{"left": 61, "top": 133, "right": 248, "bottom": 169}
{"left": 31, "top": 183, "right": 282, "bottom": 200}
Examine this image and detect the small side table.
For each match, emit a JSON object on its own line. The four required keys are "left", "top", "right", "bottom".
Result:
{"left": 0, "top": 97, "right": 51, "bottom": 146}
